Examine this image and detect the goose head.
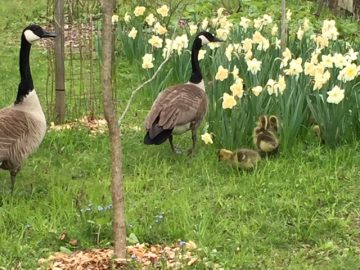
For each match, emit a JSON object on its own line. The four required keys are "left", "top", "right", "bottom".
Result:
{"left": 194, "top": 31, "right": 223, "bottom": 48}
{"left": 23, "top": 24, "right": 56, "bottom": 44}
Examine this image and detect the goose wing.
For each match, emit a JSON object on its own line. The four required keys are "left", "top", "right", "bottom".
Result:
{"left": 144, "top": 84, "right": 208, "bottom": 130}
{"left": 0, "top": 107, "right": 29, "bottom": 162}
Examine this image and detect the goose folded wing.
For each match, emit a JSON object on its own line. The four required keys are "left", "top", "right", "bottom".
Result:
{"left": 145, "top": 84, "right": 207, "bottom": 130}
{"left": 0, "top": 109, "right": 29, "bottom": 161}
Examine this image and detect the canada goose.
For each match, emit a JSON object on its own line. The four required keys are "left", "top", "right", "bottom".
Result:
{"left": 144, "top": 31, "right": 222, "bottom": 154}
{"left": 253, "top": 115, "right": 280, "bottom": 155}
{"left": 218, "top": 148, "right": 261, "bottom": 170}
{"left": 0, "top": 24, "right": 56, "bottom": 192}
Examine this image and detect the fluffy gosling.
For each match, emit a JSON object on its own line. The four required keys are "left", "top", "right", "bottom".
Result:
{"left": 218, "top": 148, "right": 261, "bottom": 170}
{"left": 253, "top": 115, "right": 279, "bottom": 155}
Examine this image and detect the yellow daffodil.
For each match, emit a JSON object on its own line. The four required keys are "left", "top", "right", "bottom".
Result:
{"left": 246, "top": 58, "right": 262, "bottom": 75}
{"left": 232, "top": 65, "right": 239, "bottom": 79}
{"left": 304, "top": 62, "right": 315, "bottom": 76}
{"left": 215, "top": 65, "right": 229, "bottom": 81}
{"left": 322, "top": 19, "right": 338, "bottom": 40}
{"left": 321, "top": 54, "right": 333, "bottom": 68}
{"left": 277, "top": 75, "right": 286, "bottom": 94}
{"left": 262, "top": 14, "right": 273, "bottom": 25}
{"left": 242, "top": 38, "right": 253, "bottom": 53}
{"left": 251, "top": 86, "right": 263, "bottom": 96}
{"left": 230, "top": 78, "right": 244, "bottom": 98}
{"left": 124, "top": 12, "right": 131, "bottom": 23}
{"left": 201, "top": 18, "right": 209, "bottom": 30}
{"left": 284, "top": 57, "right": 303, "bottom": 76}
{"left": 148, "top": 35, "right": 163, "bottom": 48}
{"left": 338, "top": 64, "right": 358, "bottom": 82}
{"left": 128, "top": 27, "right": 137, "bottom": 39}
{"left": 154, "top": 22, "right": 168, "bottom": 35}
{"left": 198, "top": 49, "right": 206, "bottom": 60}
{"left": 271, "top": 24, "right": 278, "bottom": 36}
{"left": 157, "top": 5, "right": 169, "bottom": 17}
{"left": 333, "top": 53, "right": 347, "bottom": 69}
{"left": 145, "top": 13, "right": 156, "bottom": 26}
{"left": 327, "top": 86, "right": 345, "bottom": 104}
{"left": 142, "top": 53, "right": 154, "bottom": 69}
{"left": 201, "top": 132, "right": 213, "bottom": 144}
{"left": 134, "top": 6, "right": 146, "bottom": 17}
{"left": 303, "top": 18, "right": 310, "bottom": 32}
{"left": 225, "top": 44, "right": 234, "bottom": 61}
{"left": 189, "top": 23, "right": 198, "bottom": 35}
{"left": 240, "top": 17, "right": 251, "bottom": 30}
{"left": 297, "top": 27, "right": 304, "bottom": 40}
{"left": 222, "top": 93, "right": 237, "bottom": 109}
{"left": 286, "top": 9, "right": 292, "bottom": 21}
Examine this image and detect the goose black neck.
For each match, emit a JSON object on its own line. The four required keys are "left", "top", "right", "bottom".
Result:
{"left": 189, "top": 38, "right": 202, "bottom": 84}
{"left": 15, "top": 37, "right": 33, "bottom": 104}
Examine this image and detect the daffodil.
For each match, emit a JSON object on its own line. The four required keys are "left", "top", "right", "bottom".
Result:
{"left": 303, "top": 18, "right": 310, "bottom": 32}
{"left": 304, "top": 62, "right": 315, "bottom": 76}
{"left": 201, "top": 132, "right": 213, "bottom": 144}
{"left": 232, "top": 65, "right": 239, "bottom": 79}
{"left": 225, "top": 44, "right": 234, "bottom": 61}
{"left": 222, "top": 93, "right": 237, "bottom": 109}
{"left": 198, "top": 49, "right": 206, "bottom": 60}
{"left": 134, "top": 6, "right": 146, "bottom": 17}
{"left": 145, "top": 13, "right": 156, "bottom": 26}
{"left": 242, "top": 38, "right": 253, "bottom": 52}
{"left": 246, "top": 58, "right": 262, "bottom": 75}
{"left": 215, "top": 65, "right": 229, "bottom": 81}
{"left": 333, "top": 53, "right": 347, "bottom": 69}
{"left": 322, "top": 19, "right": 338, "bottom": 40}
{"left": 230, "top": 78, "right": 244, "bottom": 98}
{"left": 284, "top": 57, "right": 303, "bottom": 76}
{"left": 277, "top": 75, "right": 286, "bottom": 94}
{"left": 252, "top": 31, "right": 264, "bottom": 44}
{"left": 201, "top": 18, "right": 209, "bottom": 30}
{"left": 148, "top": 35, "right": 163, "bottom": 48}
{"left": 251, "top": 86, "right": 263, "bottom": 97}
{"left": 271, "top": 24, "right": 278, "bottom": 36}
{"left": 157, "top": 5, "right": 169, "bottom": 17}
{"left": 142, "top": 53, "right": 154, "bottom": 69}
{"left": 124, "top": 12, "right": 131, "bottom": 23}
{"left": 253, "top": 18, "right": 263, "bottom": 30}
{"left": 240, "top": 17, "right": 251, "bottom": 30}
{"left": 262, "top": 14, "right": 273, "bottom": 25}
{"left": 189, "top": 23, "right": 198, "bottom": 35}
{"left": 128, "top": 27, "right": 137, "bottom": 39}
{"left": 216, "top": 28, "right": 230, "bottom": 41}
{"left": 297, "top": 27, "right": 304, "bottom": 40}
{"left": 111, "top": 15, "right": 119, "bottom": 24}
{"left": 321, "top": 54, "right": 333, "bottom": 68}
{"left": 154, "top": 22, "right": 167, "bottom": 35}
{"left": 327, "top": 86, "right": 345, "bottom": 104}
{"left": 208, "top": 42, "right": 221, "bottom": 50}
{"left": 286, "top": 9, "right": 292, "bottom": 21}
{"left": 337, "top": 64, "right": 358, "bottom": 82}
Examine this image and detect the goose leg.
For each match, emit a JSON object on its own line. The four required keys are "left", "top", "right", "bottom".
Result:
{"left": 187, "top": 130, "right": 197, "bottom": 156}
{"left": 169, "top": 135, "right": 182, "bottom": 154}
{"left": 10, "top": 169, "right": 19, "bottom": 194}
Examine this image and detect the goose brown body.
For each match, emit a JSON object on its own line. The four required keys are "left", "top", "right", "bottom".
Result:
{"left": 0, "top": 91, "right": 46, "bottom": 172}
{"left": 144, "top": 83, "right": 208, "bottom": 142}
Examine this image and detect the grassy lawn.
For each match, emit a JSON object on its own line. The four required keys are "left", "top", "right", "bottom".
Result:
{"left": 1, "top": 0, "right": 360, "bottom": 269}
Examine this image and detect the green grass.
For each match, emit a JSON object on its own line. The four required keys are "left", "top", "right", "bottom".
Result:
{"left": 1, "top": 0, "right": 360, "bottom": 269}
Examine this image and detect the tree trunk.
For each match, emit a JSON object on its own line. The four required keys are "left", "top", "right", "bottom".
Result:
{"left": 280, "top": 0, "right": 287, "bottom": 52}
{"left": 54, "top": 0, "right": 65, "bottom": 123}
{"left": 100, "top": 0, "right": 127, "bottom": 259}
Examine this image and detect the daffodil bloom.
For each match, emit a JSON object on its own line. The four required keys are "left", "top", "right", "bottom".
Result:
{"left": 240, "top": 17, "right": 251, "bottom": 30}
{"left": 157, "top": 5, "right": 169, "bottom": 17}
{"left": 286, "top": 9, "right": 292, "bottom": 21}
{"left": 253, "top": 18, "right": 263, "bottom": 29}
{"left": 277, "top": 75, "right": 286, "bottom": 94}
{"left": 337, "top": 64, "right": 358, "bottom": 82}
{"left": 208, "top": 42, "right": 221, "bottom": 50}
{"left": 271, "top": 24, "right": 278, "bottom": 36}
{"left": 257, "top": 38, "right": 270, "bottom": 51}
{"left": 262, "top": 14, "right": 273, "bottom": 25}
{"left": 274, "top": 38, "right": 281, "bottom": 49}
{"left": 315, "top": 35, "right": 329, "bottom": 49}
{"left": 154, "top": 22, "right": 167, "bottom": 35}
{"left": 148, "top": 35, "right": 163, "bottom": 48}
{"left": 246, "top": 58, "right": 262, "bottom": 75}
{"left": 321, "top": 54, "right": 333, "bottom": 68}
{"left": 134, "top": 6, "right": 146, "bottom": 16}
{"left": 242, "top": 38, "right": 253, "bottom": 52}
{"left": 201, "top": 132, "right": 213, "bottom": 144}
{"left": 304, "top": 62, "right": 315, "bottom": 76}
{"left": 303, "top": 18, "right": 310, "bottom": 32}
{"left": 145, "top": 13, "right": 156, "bottom": 26}
{"left": 282, "top": 48, "right": 292, "bottom": 60}
{"left": 313, "top": 70, "right": 330, "bottom": 91}
{"left": 313, "top": 63, "right": 326, "bottom": 77}
{"left": 322, "top": 19, "right": 338, "bottom": 40}
{"left": 284, "top": 57, "right": 303, "bottom": 76}
{"left": 297, "top": 27, "right": 304, "bottom": 40}
{"left": 189, "top": 23, "right": 198, "bottom": 35}
{"left": 230, "top": 78, "right": 244, "bottom": 98}
{"left": 201, "top": 18, "right": 209, "bottom": 30}
{"left": 142, "top": 53, "right": 154, "bottom": 69}
{"left": 333, "top": 53, "right": 347, "bottom": 69}
{"left": 124, "top": 12, "right": 131, "bottom": 23}
{"left": 232, "top": 65, "right": 239, "bottom": 79}
{"left": 222, "top": 93, "right": 237, "bottom": 109}
{"left": 111, "top": 15, "right": 119, "bottom": 24}
{"left": 251, "top": 86, "right": 263, "bottom": 97}
{"left": 345, "top": 48, "right": 358, "bottom": 62}
{"left": 266, "top": 79, "right": 276, "bottom": 94}
{"left": 244, "top": 50, "right": 253, "bottom": 60}
{"left": 225, "top": 44, "right": 234, "bottom": 61}
{"left": 215, "top": 65, "right": 229, "bottom": 81}
{"left": 128, "top": 27, "right": 137, "bottom": 39}
{"left": 217, "top": 7, "right": 225, "bottom": 17}
{"left": 327, "top": 86, "right": 345, "bottom": 104}
{"left": 252, "top": 31, "right": 264, "bottom": 43}
{"left": 216, "top": 28, "right": 230, "bottom": 41}
{"left": 198, "top": 49, "right": 206, "bottom": 60}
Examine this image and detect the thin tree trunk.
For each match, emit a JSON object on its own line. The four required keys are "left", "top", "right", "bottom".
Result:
{"left": 100, "top": 0, "right": 126, "bottom": 259}
{"left": 280, "top": 0, "right": 287, "bottom": 52}
{"left": 54, "top": 0, "right": 65, "bottom": 123}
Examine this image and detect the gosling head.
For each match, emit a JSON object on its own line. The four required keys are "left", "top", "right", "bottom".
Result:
{"left": 23, "top": 24, "right": 56, "bottom": 44}
{"left": 195, "top": 31, "right": 223, "bottom": 47}
{"left": 218, "top": 148, "right": 233, "bottom": 161}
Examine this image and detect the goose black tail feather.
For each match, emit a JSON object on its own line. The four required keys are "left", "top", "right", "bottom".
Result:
{"left": 144, "top": 129, "right": 173, "bottom": 145}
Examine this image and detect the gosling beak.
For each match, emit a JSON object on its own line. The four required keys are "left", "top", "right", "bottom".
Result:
{"left": 42, "top": 30, "right": 57, "bottom": 38}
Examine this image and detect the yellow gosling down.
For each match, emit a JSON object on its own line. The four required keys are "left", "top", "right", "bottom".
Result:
{"left": 218, "top": 148, "right": 261, "bottom": 170}
{"left": 253, "top": 115, "right": 280, "bottom": 155}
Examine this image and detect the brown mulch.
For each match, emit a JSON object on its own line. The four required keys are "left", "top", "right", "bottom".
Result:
{"left": 38, "top": 242, "right": 199, "bottom": 270}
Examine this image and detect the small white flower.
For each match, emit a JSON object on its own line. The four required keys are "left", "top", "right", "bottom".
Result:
{"left": 128, "top": 27, "right": 137, "bottom": 39}
{"left": 142, "top": 53, "right": 154, "bottom": 69}
{"left": 189, "top": 23, "right": 198, "bottom": 35}
{"left": 201, "top": 132, "right": 213, "bottom": 144}
{"left": 251, "top": 86, "right": 263, "bottom": 96}
{"left": 111, "top": 15, "right": 119, "bottom": 24}
{"left": 222, "top": 93, "right": 237, "bottom": 109}
{"left": 198, "top": 49, "right": 206, "bottom": 60}
{"left": 246, "top": 58, "right": 262, "bottom": 75}
{"left": 145, "top": 13, "right": 156, "bottom": 26}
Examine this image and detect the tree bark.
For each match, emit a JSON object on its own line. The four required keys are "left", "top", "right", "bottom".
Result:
{"left": 280, "top": 0, "right": 287, "bottom": 52}
{"left": 54, "top": 0, "right": 65, "bottom": 123}
{"left": 100, "top": 0, "right": 126, "bottom": 259}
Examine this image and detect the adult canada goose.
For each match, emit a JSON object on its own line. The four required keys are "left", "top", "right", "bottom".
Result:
{"left": 253, "top": 115, "right": 280, "bottom": 155}
{"left": 144, "top": 31, "right": 222, "bottom": 154}
{"left": 218, "top": 148, "right": 261, "bottom": 170}
{"left": 0, "top": 24, "right": 56, "bottom": 192}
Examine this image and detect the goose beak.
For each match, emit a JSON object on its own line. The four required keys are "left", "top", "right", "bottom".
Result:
{"left": 42, "top": 30, "right": 57, "bottom": 38}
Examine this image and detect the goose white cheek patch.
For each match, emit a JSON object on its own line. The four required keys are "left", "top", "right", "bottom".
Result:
{"left": 199, "top": 35, "right": 210, "bottom": 45}
{"left": 24, "top": 30, "right": 40, "bottom": 43}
